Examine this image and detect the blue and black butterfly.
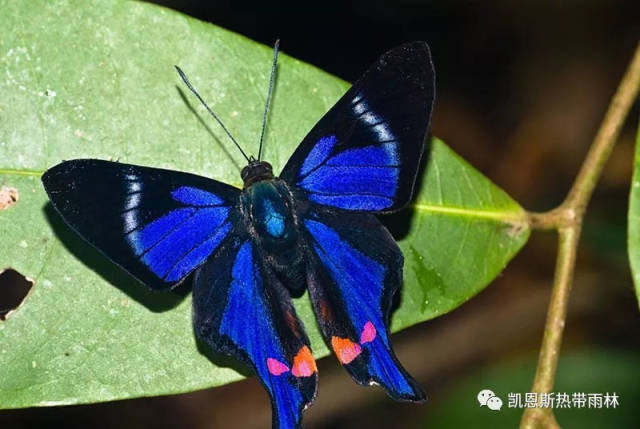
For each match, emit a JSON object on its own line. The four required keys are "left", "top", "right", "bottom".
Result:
{"left": 42, "top": 41, "right": 435, "bottom": 429}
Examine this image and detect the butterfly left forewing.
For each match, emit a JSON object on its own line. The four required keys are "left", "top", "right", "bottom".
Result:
{"left": 42, "top": 159, "right": 239, "bottom": 290}
{"left": 193, "top": 233, "right": 317, "bottom": 429}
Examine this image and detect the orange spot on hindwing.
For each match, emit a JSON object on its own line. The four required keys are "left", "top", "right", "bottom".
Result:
{"left": 291, "top": 346, "right": 317, "bottom": 377}
{"left": 331, "top": 336, "right": 362, "bottom": 364}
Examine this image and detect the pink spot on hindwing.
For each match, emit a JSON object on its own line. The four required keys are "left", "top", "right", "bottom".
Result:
{"left": 359, "top": 321, "right": 377, "bottom": 344}
{"left": 267, "top": 358, "right": 289, "bottom": 376}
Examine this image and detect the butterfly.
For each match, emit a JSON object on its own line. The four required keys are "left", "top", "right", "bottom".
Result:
{"left": 42, "top": 41, "right": 435, "bottom": 429}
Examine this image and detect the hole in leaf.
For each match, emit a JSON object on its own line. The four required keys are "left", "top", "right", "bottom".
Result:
{"left": 0, "top": 185, "right": 19, "bottom": 210}
{"left": 0, "top": 268, "right": 34, "bottom": 320}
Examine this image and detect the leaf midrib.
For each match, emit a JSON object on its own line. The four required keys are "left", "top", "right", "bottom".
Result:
{"left": 412, "top": 203, "right": 526, "bottom": 223}
{"left": 0, "top": 168, "right": 44, "bottom": 177}
{"left": 1, "top": 167, "right": 526, "bottom": 224}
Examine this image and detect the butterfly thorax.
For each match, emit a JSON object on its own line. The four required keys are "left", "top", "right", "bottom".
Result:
{"left": 240, "top": 160, "right": 297, "bottom": 248}
{"left": 240, "top": 177, "right": 307, "bottom": 296}
{"left": 242, "top": 180, "right": 296, "bottom": 242}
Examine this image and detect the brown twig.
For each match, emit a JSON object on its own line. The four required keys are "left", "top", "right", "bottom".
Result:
{"left": 520, "top": 42, "right": 640, "bottom": 428}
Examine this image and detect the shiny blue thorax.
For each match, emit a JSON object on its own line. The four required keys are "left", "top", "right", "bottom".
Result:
{"left": 242, "top": 179, "right": 298, "bottom": 249}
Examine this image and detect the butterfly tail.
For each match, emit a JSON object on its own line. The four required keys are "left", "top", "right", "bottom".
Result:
{"left": 354, "top": 336, "right": 426, "bottom": 401}
{"left": 324, "top": 300, "right": 425, "bottom": 402}
{"left": 268, "top": 377, "right": 313, "bottom": 429}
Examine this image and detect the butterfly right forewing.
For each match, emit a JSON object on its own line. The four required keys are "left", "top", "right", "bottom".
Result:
{"left": 280, "top": 41, "right": 435, "bottom": 213}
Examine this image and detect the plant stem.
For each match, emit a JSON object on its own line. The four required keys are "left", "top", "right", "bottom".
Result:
{"left": 521, "top": 42, "right": 640, "bottom": 429}
{"left": 520, "top": 228, "right": 579, "bottom": 429}
{"left": 564, "top": 43, "right": 640, "bottom": 214}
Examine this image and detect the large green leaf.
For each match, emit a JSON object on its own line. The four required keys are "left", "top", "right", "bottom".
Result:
{"left": 0, "top": 0, "right": 529, "bottom": 408}
{"left": 628, "top": 117, "right": 640, "bottom": 307}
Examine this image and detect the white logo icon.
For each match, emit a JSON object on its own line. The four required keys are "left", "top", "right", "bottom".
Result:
{"left": 487, "top": 396, "right": 503, "bottom": 411}
{"left": 478, "top": 389, "right": 503, "bottom": 411}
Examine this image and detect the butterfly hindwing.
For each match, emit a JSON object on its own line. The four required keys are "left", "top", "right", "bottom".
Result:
{"left": 193, "top": 232, "right": 317, "bottom": 429}
{"left": 280, "top": 41, "right": 435, "bottom": 213}
{"left": 42, "top": 159, "right": 239, "bottom": 290}
{"left": 300, "top": 204, "right": 425, "bottom": 401}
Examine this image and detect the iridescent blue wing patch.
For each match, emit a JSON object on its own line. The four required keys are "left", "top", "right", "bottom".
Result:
{"left": 280, "top": 41, "right": 435, "bottom": 213}
{"left": 193, "top": 234, "right": 317, "bottom": 429}
{"left": 300, "top": 204, "right": 425, "bottom": 401}
{"left": 42, "top": 159, "right": 239, "bottom": 290}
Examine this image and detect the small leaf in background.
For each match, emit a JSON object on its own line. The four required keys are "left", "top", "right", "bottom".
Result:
{"left": 628, "top": 118, "right": 640, "bottom": 308}
{"left": 0, "top": 0, "right": 529, "bottom": 408}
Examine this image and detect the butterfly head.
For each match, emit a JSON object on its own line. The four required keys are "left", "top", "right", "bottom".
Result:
{"left": 241, "top": 160, "right": 274, "bottom": 187}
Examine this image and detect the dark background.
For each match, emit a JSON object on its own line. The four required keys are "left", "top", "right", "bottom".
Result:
{"left": 2, "top": 1, "right": 640, "bottom": 428}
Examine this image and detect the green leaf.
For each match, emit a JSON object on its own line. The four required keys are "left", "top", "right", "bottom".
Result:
{"left": 628, "top": 117, "right": 640, "bottom": 308}
{"left": 0, "top": 0, "right": 530, "bottom": 408}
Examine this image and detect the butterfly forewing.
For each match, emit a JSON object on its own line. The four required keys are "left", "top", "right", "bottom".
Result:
{"left": 280, "top": 41, "right": 435, "bottom": 213}
{"left": 42, "top": 159, "right": 240, "bottom": 290}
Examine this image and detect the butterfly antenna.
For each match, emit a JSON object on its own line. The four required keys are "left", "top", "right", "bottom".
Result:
{"left": 175, "top": 65, "right": 251, "bottom": 163}
{"left": 257, "top": 39, "right": 280, "bottom": 161}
